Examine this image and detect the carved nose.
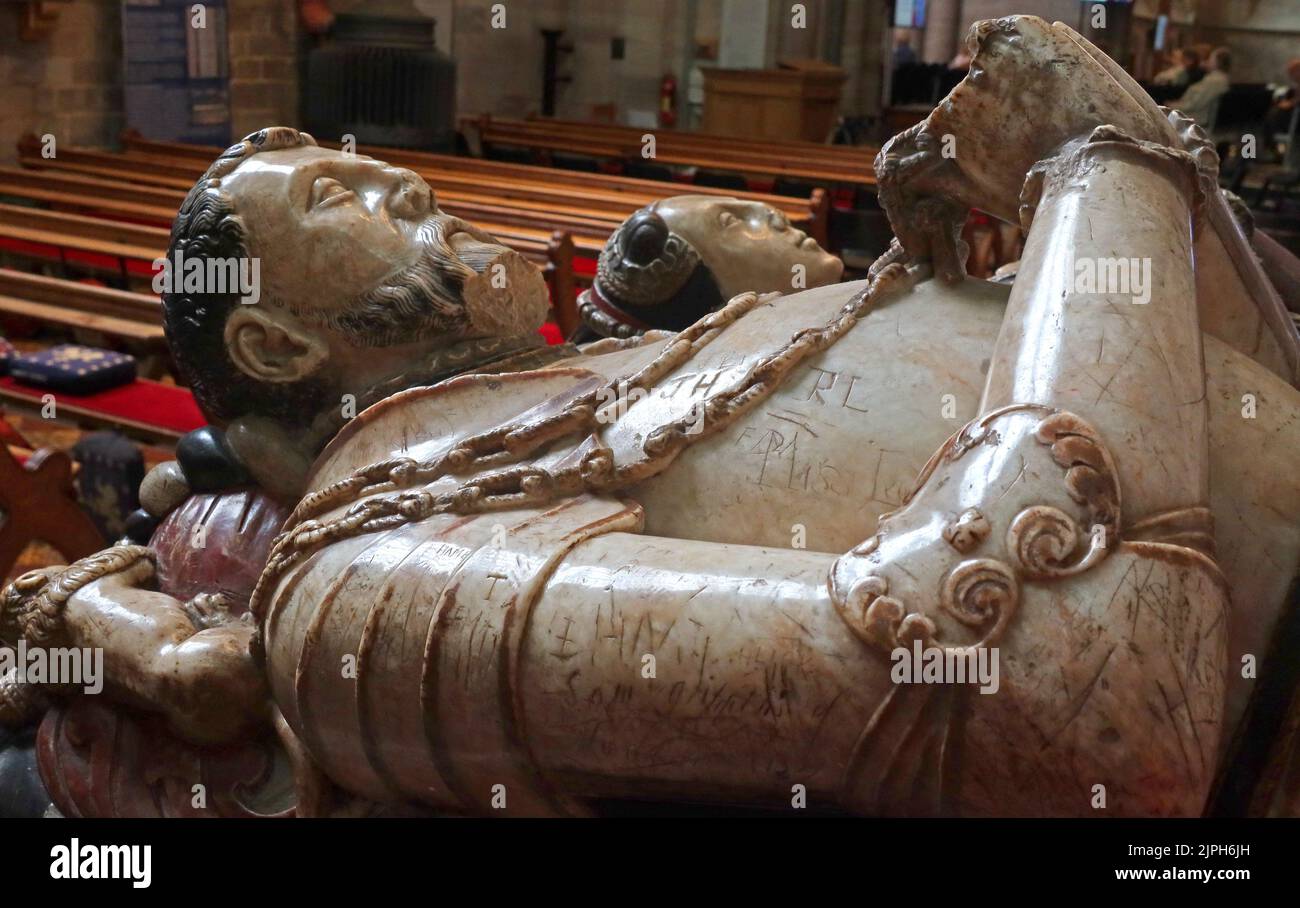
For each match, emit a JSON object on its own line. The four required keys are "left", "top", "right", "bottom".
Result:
{"left": 622, "top": 211, "right": 669, "bottom": 266}
{"left": 388, "top": 171, "right": 433, "bottom": 218}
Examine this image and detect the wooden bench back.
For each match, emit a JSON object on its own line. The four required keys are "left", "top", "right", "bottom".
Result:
{"left": 117, "top": 131, "right": 827, "bottom": 243}
{"left": 503, "top": 114, "right": 873, "bottom": 166}
{"left": 2, "top": 169, "right": 580, "bottom": 336}
{"left": 0, "top": 267, "right": 163, "bottom": 341}
{"left": 470, "top": 117, "right": 875, "bottom": 187}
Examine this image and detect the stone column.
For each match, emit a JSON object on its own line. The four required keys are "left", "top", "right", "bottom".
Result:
{"left": 718, "top": 0, "right": 775, "bottom": 69}
{"left": 227, "top": 0, "right": 301, "bottom": 139}
{"left": 920, "top": 0, "right": 961, "bottom": 65}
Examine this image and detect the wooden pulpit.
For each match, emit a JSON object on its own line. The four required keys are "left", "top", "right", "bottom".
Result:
{"left": 700, "top": 59, "right": 846, "bottom": 143}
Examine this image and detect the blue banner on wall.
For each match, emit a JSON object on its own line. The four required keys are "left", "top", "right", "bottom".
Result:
{"left": 122, "top": 0, "right": 231, "bottom": 145}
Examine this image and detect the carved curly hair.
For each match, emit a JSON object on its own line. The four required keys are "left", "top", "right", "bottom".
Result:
{"left": 162, "top": 127, "right": 330, "bottom": 426}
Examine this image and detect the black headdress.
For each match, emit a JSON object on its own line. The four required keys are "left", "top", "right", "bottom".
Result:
{"left": 578, "top": 208, "right": 725, "bottom": 340}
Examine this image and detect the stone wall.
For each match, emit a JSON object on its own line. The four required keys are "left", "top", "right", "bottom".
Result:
{"left": 562, "top": 0, "right": 684, "bottom": 123}
{"left": 840, "top": 0, "right": 886, "bottom": 120}
{"left": 226, "top": 0, "right": 300, "bottom": 139}
{"left": 449, "top": 0, "right": 683, "bottom": 124}
{"left": 0, "top": 1, "right": 124, "bottom": 164}
{"left": 0, "top": 0, "right": 297, "bottom": 164}
{"left": 0, "top": 0, "right": 904, "bottom": 160}
{"left": 14, "top": 0, "right": 1289, "bottom": 159}
{"left": 0, "top": 0, "right": 685, "bottom": 159}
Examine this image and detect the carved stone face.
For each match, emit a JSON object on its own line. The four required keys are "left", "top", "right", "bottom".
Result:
{"left": 224, "top": 145, "right": 434, "bottom": 316}
{"left": 651, "top": 195, "right": 843, "bottom": 298}
{"left": 219, "top": 144, "right": 548, "bottom": 342}
{"left": 185, "top": 143, "right": 550, "bottom": 421}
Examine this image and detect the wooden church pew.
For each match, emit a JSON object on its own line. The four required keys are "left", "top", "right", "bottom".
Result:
{"left": 469, "top": 115, "right": 876, "bottom": 189}
{"left": 10, "top": 149, "right": 582, "bottom": 334}
{"left": 0, "top": 202, "right": 165, "bottom": 284}
{"left": 0, "top": 268, "right": 163, "bottom": 344}
{"left": 0, "top": 376, "right": 203, "bottom": 444}
{"left": 119, "top": 131, "right": 828, "bottom": 244}
{"left": 519, "top": 113, "right": 873, "bottom": 164}
{"left": 1, "top": 161, "right": 615, "bottom": 252}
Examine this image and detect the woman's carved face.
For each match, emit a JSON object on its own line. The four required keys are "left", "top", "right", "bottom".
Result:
{"left": 652, "top": 195, "right": 843, "bottom": 299}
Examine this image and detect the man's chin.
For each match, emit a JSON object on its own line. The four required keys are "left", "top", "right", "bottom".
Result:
{"left": 406, "top": 216, "right": 551, "bottom": 339}
{"left": 460, "top": 247, "right": 552, "bottom": 338}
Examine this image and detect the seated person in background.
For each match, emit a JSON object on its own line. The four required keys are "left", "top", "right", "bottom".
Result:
{"left": 1171, "top": 47, "right": 1231, "bottom": 130}
{"left": 1265, "top": 58, "right": 1300, "bottom": 149}
{"left": 1153, "top": 48, "right": 1203, "bottom": 90}
{"left": 575, "top": 196, "right": 843, "bottom": 342}
{"left": 892, "top": 34, "right": 917, "bottom": 69}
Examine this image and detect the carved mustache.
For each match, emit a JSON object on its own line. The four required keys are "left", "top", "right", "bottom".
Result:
{"left": 438, "top": 216, "right": 513, "bottom": 277}
{"left": 293, "top": 216, "right": 491, "bottom": 347}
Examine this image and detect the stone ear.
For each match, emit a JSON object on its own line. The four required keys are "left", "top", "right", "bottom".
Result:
{"left": 223, "top": 305, "right": 328, "bottom": 384}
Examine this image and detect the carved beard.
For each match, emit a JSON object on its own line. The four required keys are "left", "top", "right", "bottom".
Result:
{"left": 297, "top": 217, "right": 504, "bottom": 348}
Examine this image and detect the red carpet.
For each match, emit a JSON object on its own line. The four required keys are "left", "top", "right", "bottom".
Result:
{"left": 0, "top": 375, "right": 204, "bottom": 436}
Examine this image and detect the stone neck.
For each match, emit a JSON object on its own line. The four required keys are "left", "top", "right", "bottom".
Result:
{"left": 229, "top": 333, "right": 571, "bottom": 501}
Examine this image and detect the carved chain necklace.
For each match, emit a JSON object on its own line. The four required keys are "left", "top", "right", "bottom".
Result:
{"left": 248, "top": 246, "right": 913, "bottom": 621}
